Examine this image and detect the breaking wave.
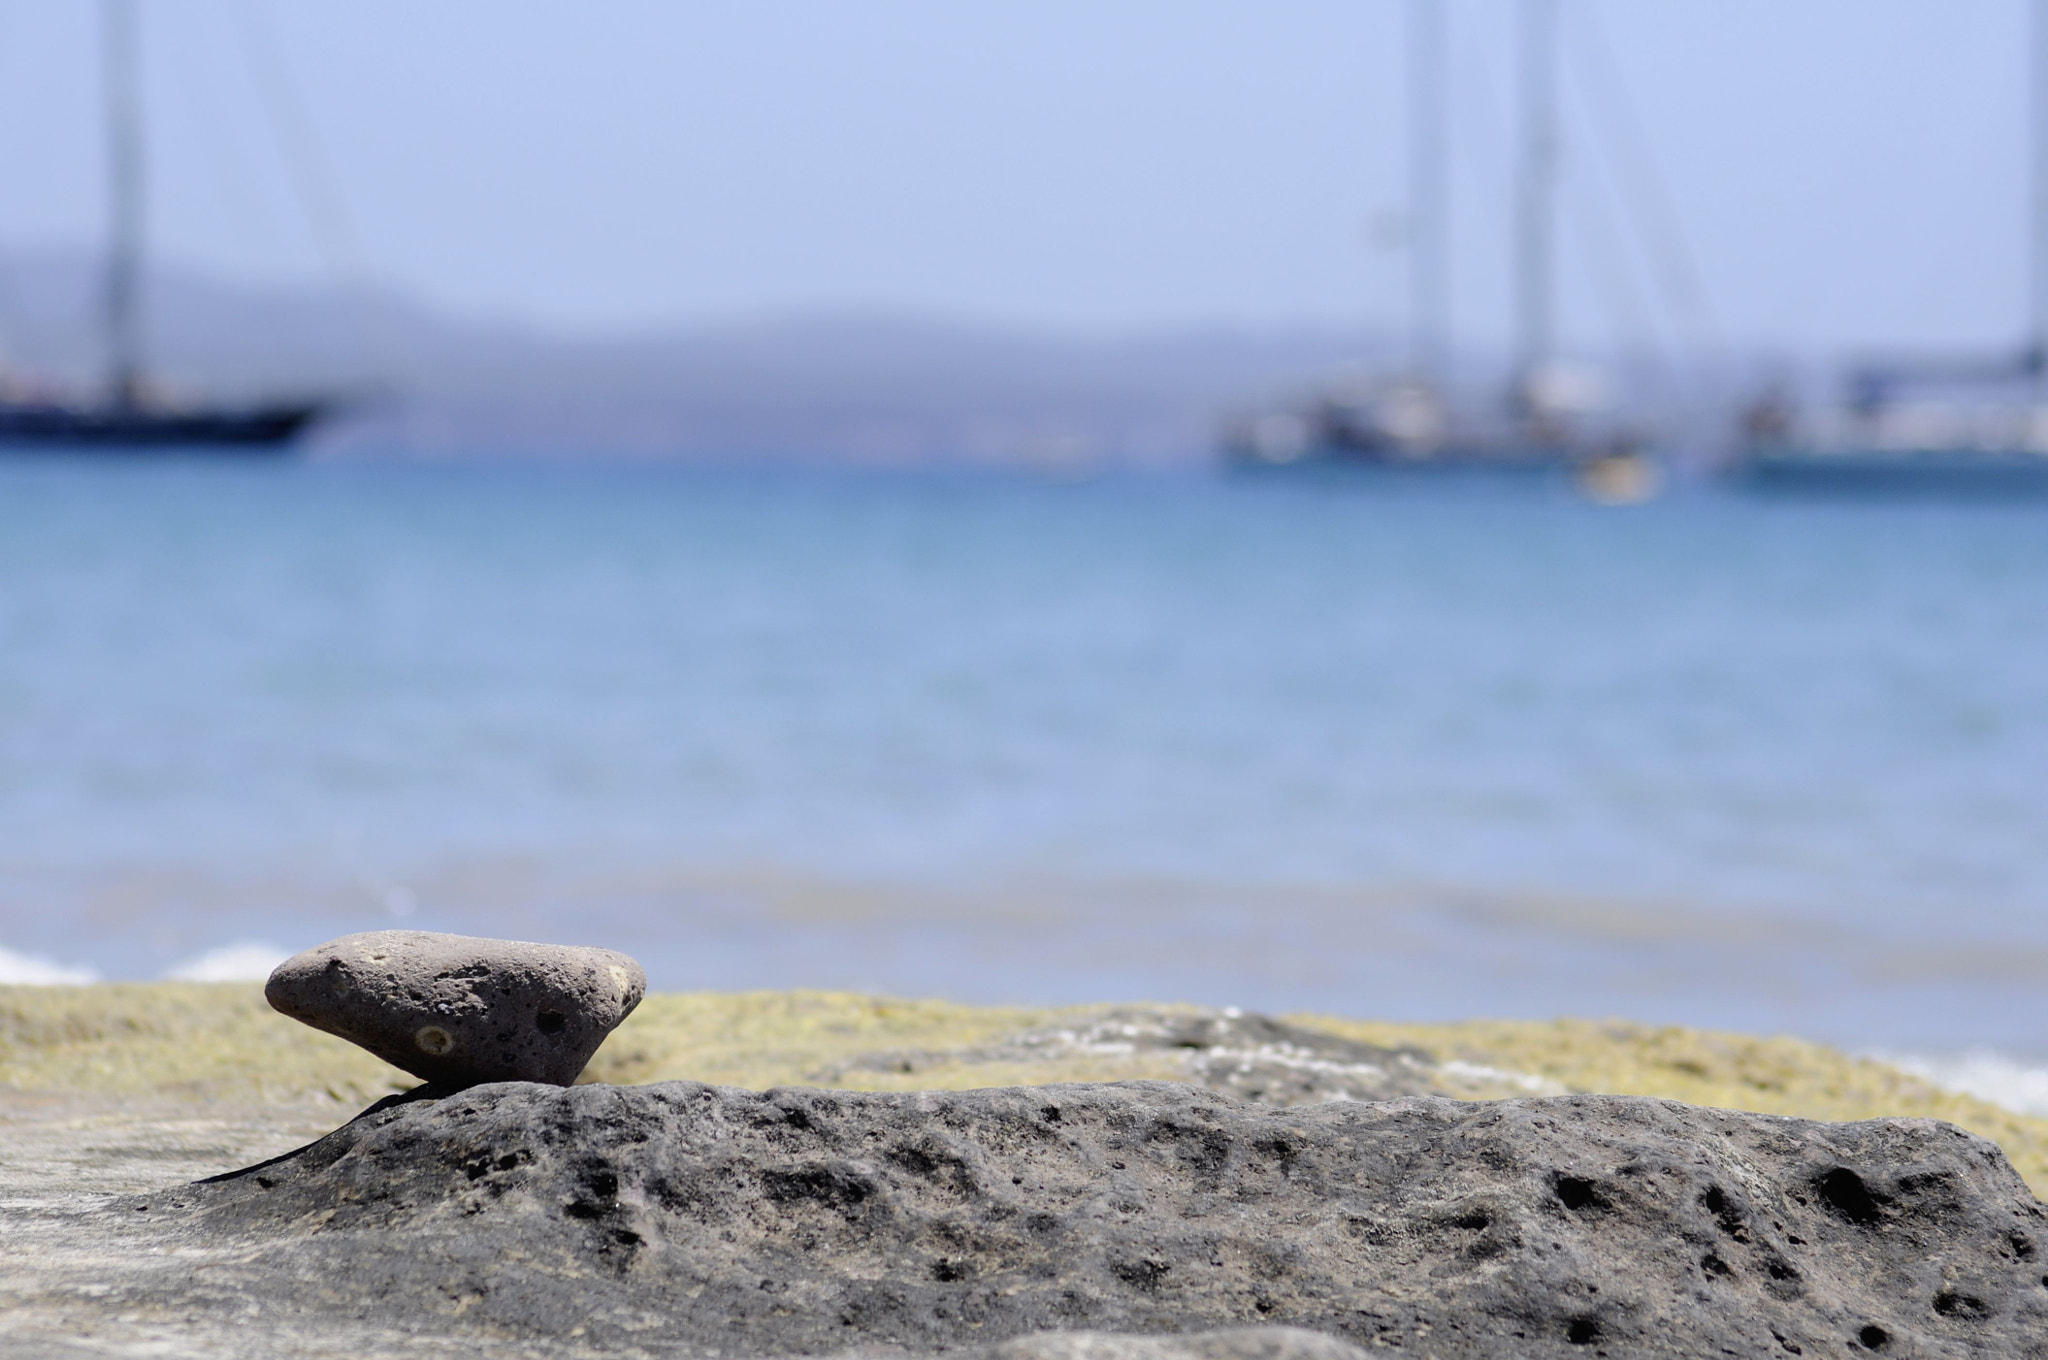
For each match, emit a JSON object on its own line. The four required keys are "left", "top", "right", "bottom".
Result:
{"left": 1880, "top": 1050, "right": 2048, "bottom": 1119}
{"left": 163, "top": 941, "right": 291, "bottom": 983}
{"left": 0, "top": 944, "right": 100, "bottom": 985}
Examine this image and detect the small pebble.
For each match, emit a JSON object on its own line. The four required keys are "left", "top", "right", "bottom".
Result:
{"left": 265, "top": 930, "right": 646, "bottom": 1087}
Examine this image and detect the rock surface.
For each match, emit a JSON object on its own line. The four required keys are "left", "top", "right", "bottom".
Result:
{"left": 264, "top": 930, "right": 645, "bottom": 1087}
{"left": 38, "top": 1079, "right": 2047, "bottom": 1358}
{"left": 959, "top": 1329, "right": 1371, "bottom": 1360}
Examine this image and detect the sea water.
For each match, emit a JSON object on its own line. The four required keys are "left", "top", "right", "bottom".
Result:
{"left": 1, "top": 460, "right": 2045, "bottom": 1073}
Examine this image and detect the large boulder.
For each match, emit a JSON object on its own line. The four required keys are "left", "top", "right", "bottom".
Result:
{"left": 117, "top": 1080, "right": 2047, "bottom": 1358}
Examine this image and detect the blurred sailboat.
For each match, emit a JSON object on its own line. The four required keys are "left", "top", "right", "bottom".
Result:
{"left": 1228, "top": 0, "right": 1653, "bottom": 491}
{"left": 1734, "top": 1, "right": 2048, "bottom": 495}
{"left": 0, "top": 0, "right": 326, "bottom": 452}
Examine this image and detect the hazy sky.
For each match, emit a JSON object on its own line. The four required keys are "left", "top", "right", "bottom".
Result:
{"left": 0, "top": 1, "right": 2030, "bottom": 354}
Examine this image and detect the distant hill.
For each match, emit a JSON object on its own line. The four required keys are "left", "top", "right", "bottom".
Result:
{"left": 0, "top": 248, "right": 1390, "bottom": 467}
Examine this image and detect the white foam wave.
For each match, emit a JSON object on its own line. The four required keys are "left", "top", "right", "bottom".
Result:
{"left": 0, "top": 944, "right": 100, "bottom": 985}
{"left": 1880, "top": 1050, "right": 2048, "bottom": 1119}
{"left": 165, "top": 941, "right": 291, "bottom": 983}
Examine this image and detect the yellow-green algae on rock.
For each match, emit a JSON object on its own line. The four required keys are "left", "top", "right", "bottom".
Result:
{"left": 1303, "top": 1013, "right": 2048, "bottom": 1195}
{"left": 5, "top": 983, "right": 2046, "bottom": 1195}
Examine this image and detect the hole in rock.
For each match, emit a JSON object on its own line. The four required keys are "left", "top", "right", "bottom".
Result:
{"left": 537, "top": 1010, "right": 568, "bottom": 1034}
{"left": 890, "top": 1145, "right": 948, "bottom": 1179}
{"left": 1566, "top": 1318, "right": 1599, "bottom": 1345}
{"left": 1555, "top": 1176, "right": 1601, "bottom": 1211}
{"left": 763, "top": 1165, "right": 873, "bottom": 1210}
{"left": 1700, "top": 1184, "right": 1751, "bottom": 1240}
{"left": 565, "top": 1167, "right": 621, "bottom": 1219}
{"left": 1817, "top": 1168, "right": 1882, "bottom": 1225}
{"left": 1933, "top": 1291, "right": 1987, "bottom": 1318}
{"left": 1112, "top": 1258, "right": 1170, "bottom": 1291}
{"left": 1857, "top": 1324, "right": 1889, "bottom": 1349}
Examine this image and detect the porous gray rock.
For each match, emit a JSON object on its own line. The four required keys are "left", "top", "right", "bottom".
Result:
{"left": 263, "top": 930, "right": 645, "bottom": 1087}
{"left": 90, "top": 1080, "right": 2048, "bottom": 1358}
{"left": 935, "top": 1327, "right": 1372, "bottom": 1360}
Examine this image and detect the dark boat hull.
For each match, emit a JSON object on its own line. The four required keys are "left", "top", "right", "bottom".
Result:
{"left": 1740, "top": 447, "right": 2048, "bottom": 498}
{"left": 0, "top": 400, "right": 322, "bottom": 451}
{"left": 1226, "top": 434, "right": 1587, "bottom": 474}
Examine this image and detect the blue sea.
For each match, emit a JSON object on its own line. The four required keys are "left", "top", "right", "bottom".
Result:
{"left": 2, "top": 460, "right": 2045, "bottom": 1081}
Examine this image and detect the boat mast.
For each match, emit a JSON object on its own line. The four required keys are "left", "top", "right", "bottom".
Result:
{"left": 2032, "top": 0, "right": 2048, "bottom": 382}
{"left": 103, "top": 0, "right": 144, "bottom": 409}
{"left": 1407, "top": 0, "right": 1449, "bottom": 385}
{"left": 1513, "top": 0, "right": 1558, "bottom": 415}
